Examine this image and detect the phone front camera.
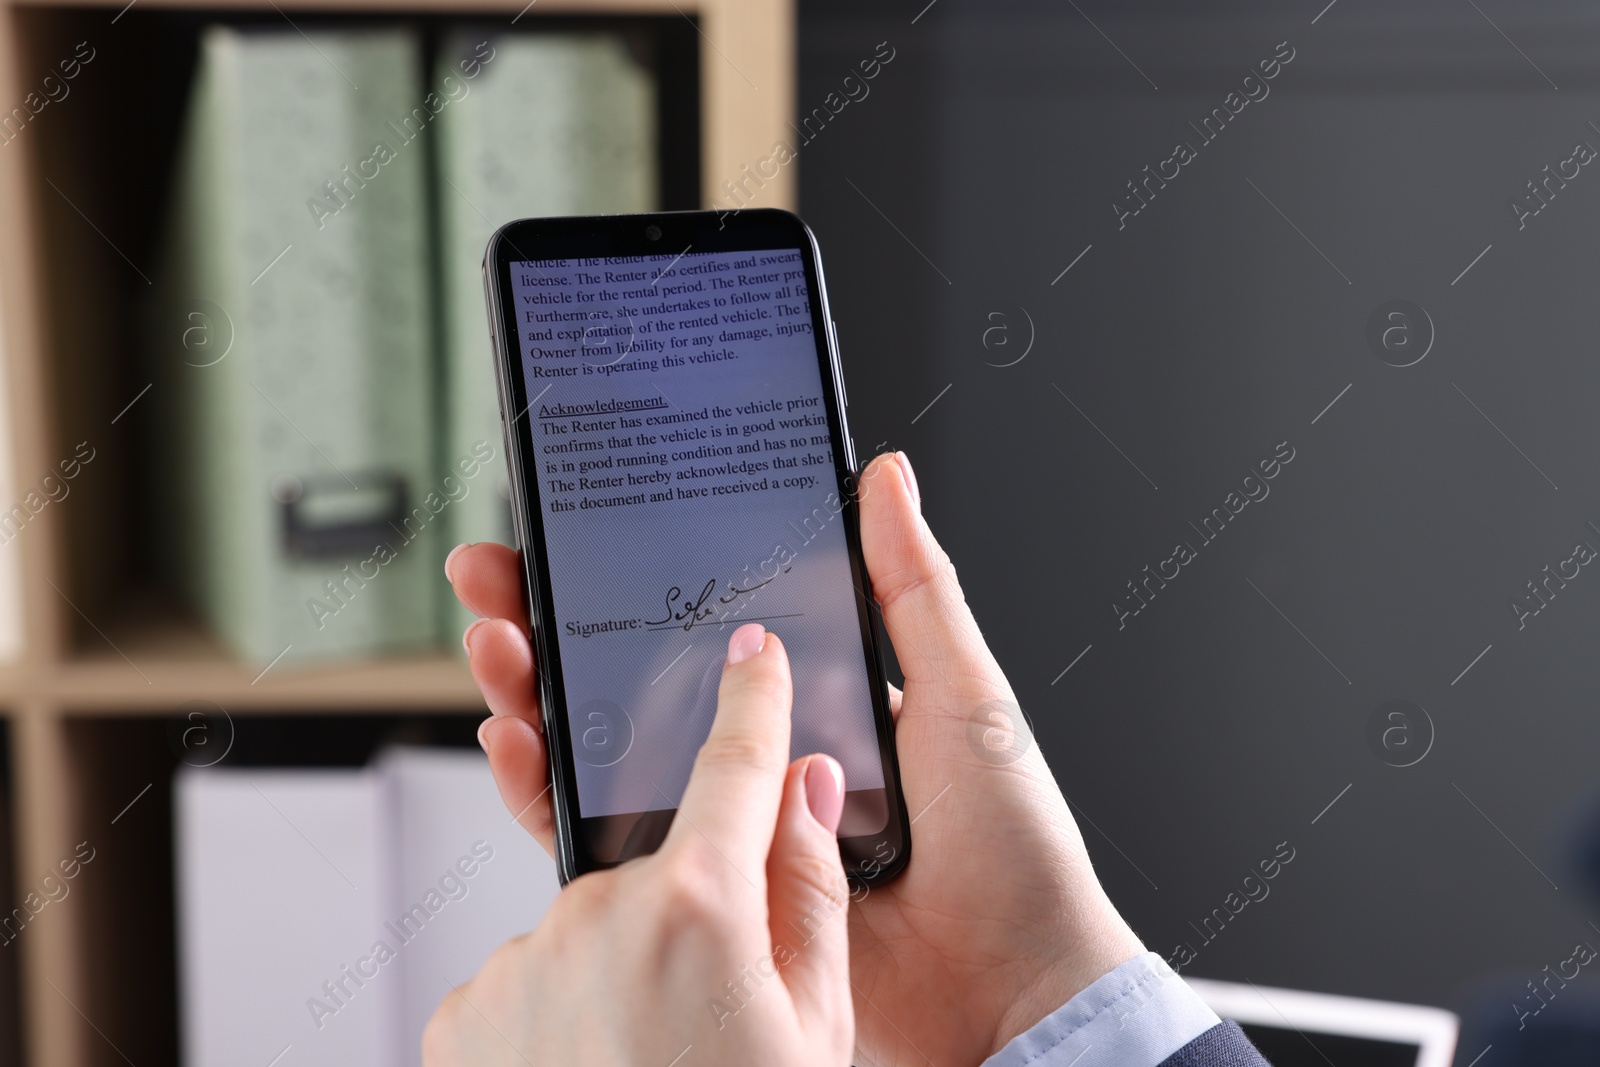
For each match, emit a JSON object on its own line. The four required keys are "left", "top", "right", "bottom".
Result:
{"left": 645, "top": 224, "right": 663, "bottom": 241}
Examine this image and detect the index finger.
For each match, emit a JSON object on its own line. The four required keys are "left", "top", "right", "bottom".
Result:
{"left": 666, "top": 624, "right": 793, "bottom": 883}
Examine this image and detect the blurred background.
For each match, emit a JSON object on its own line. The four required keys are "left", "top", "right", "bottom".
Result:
{"left": 2, "top": 0, "right": 1600, "bottom": 1064}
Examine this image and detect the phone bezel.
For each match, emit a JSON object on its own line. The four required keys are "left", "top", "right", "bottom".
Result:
{"left": 483, "top": 208, "right": 910, "bottom": 886}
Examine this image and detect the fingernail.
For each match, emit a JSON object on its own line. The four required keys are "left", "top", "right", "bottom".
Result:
{"left": 726, "top": 623, "right": 767, "bottom": 665}
{"left": 804, "top": 755, "right": 846, "bottom": 833}
{"left": 477, "top": 717, "right": 494, "bottom": 756}
{"left": 463, "top": 618, "right": 488, "bottom": 657}
{"left": 445, "top": 542, "right": 472, "bottom": 583}
{"left": 896, "top": 451, "right": 921, "bottom": 512}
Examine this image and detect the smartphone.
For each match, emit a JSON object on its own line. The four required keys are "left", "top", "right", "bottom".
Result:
{"left": 483, "top": 209, "right": 910, "bottom": 885}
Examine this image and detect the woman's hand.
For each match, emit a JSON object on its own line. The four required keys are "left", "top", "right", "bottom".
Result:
{"left": 423, "top": 624, "right": 854, "bottom": 1067}
{"left": 840, "top": 452, "right": 1145, "bottom": 1063}
{"left": 446, "top": 451, "right": 1144, "bottom": 1066}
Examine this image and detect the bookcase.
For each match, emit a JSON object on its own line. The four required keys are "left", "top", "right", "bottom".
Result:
{"left": 0, "top": 0, "right": 794, "bottom": 1062}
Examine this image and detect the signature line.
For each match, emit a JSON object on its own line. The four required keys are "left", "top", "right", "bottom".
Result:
{"left": 645, "top": 613, "right": 803, "bottom": 633}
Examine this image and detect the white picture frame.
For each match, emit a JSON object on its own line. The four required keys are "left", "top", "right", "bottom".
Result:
{"left": 1184, "top": 977, "right": 1459, "bottom": 1067}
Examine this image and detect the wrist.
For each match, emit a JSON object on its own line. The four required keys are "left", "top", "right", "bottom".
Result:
{"left": 986, "top": 907, "right": 1146, "bottom": 1059}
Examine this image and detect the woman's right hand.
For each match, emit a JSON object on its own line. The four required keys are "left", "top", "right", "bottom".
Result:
{"left": 424, "top": 626, "right": 855, "bottom": 1067}
{"left": 447, "top": 450, "right": 1145, "bottom": 1066}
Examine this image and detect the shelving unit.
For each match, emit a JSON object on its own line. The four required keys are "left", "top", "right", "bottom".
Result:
{"left": 0, "top": 0, "right": 794, "bottom": 1061}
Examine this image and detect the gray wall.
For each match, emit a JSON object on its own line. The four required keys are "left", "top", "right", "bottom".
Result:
{"left": 799, "top": 0, "right": 1600, "bottom": 1029}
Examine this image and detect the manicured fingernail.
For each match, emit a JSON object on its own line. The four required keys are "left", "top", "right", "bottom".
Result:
{"left": 726, "top": 623, "right": 767, "bottom": 665}
{"left": 896, "top": 451, "right": 920, "bottom": 512}
{"left": 463, "top": 618, "right": 488, "bottom": 657}
{"left": 445, "top": 542, "right": 471, "bottom": 583}
{"left": 477, "top": 717, "right": 494, "bottom": 756}
{"left": 804, "top": 755, "right": 846, "bottom": 833}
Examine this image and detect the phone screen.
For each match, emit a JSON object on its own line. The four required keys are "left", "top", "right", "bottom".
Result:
{"left": 506, "top": 243, "right": 890, "bottom": 848}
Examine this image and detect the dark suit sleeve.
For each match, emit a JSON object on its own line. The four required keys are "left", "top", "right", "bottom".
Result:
{"left": 1156, "top": 1021, "right": 1272, "bottom": 1067}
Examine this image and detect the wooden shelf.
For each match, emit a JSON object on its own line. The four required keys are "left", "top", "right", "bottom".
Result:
{"left": 0, "top": 0, "right": 794, "bottom": 1061}
{"left": 26, "top": 598, "right": 483, "bottom": 712}
{"left": 53, "top": 649, "right": 485, "bottom": 715}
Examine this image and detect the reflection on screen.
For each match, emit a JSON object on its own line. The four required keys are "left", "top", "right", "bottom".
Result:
{"left": 511, "top": 247, "right": 885, "bottom": 821}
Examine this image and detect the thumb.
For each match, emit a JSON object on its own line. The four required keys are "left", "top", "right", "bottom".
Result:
{"left": 766, "top": 754, "right": 853, "bottom": 1045}
{"left": 857, "top": 451, "right": 1010, "bottom": 702}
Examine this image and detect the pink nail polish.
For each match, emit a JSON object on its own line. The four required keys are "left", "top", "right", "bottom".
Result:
{"left": 726, "top": 623, "right": 767, "bottom": 665}
{"left": 463, "top": 619, "right": 487, "bottom": 657}
{"left": 445, "top": 542, "right": 471, "bottom": 582}
{"left": 804, "top": 755, "right": 846, "bottom": 833}
{"left": 897, "top": 451, "right": 921, "bottom": 512}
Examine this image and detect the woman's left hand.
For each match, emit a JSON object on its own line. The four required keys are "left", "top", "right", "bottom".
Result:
{"left": 422, "top": 623, "right": 855, "bottom": 1067}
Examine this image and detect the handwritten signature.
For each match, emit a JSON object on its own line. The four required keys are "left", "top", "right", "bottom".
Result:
{"left": 645, "top": 569, "right": 791, "bottom": 631}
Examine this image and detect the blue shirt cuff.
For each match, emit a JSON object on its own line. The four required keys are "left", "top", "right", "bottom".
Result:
{"left": 982, "top": 952, "right": 1220, "bottom": 1067}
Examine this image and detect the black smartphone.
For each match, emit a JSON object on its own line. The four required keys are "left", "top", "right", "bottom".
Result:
{"left": 483, "top": 209, "right": 910, "bottom": 885}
